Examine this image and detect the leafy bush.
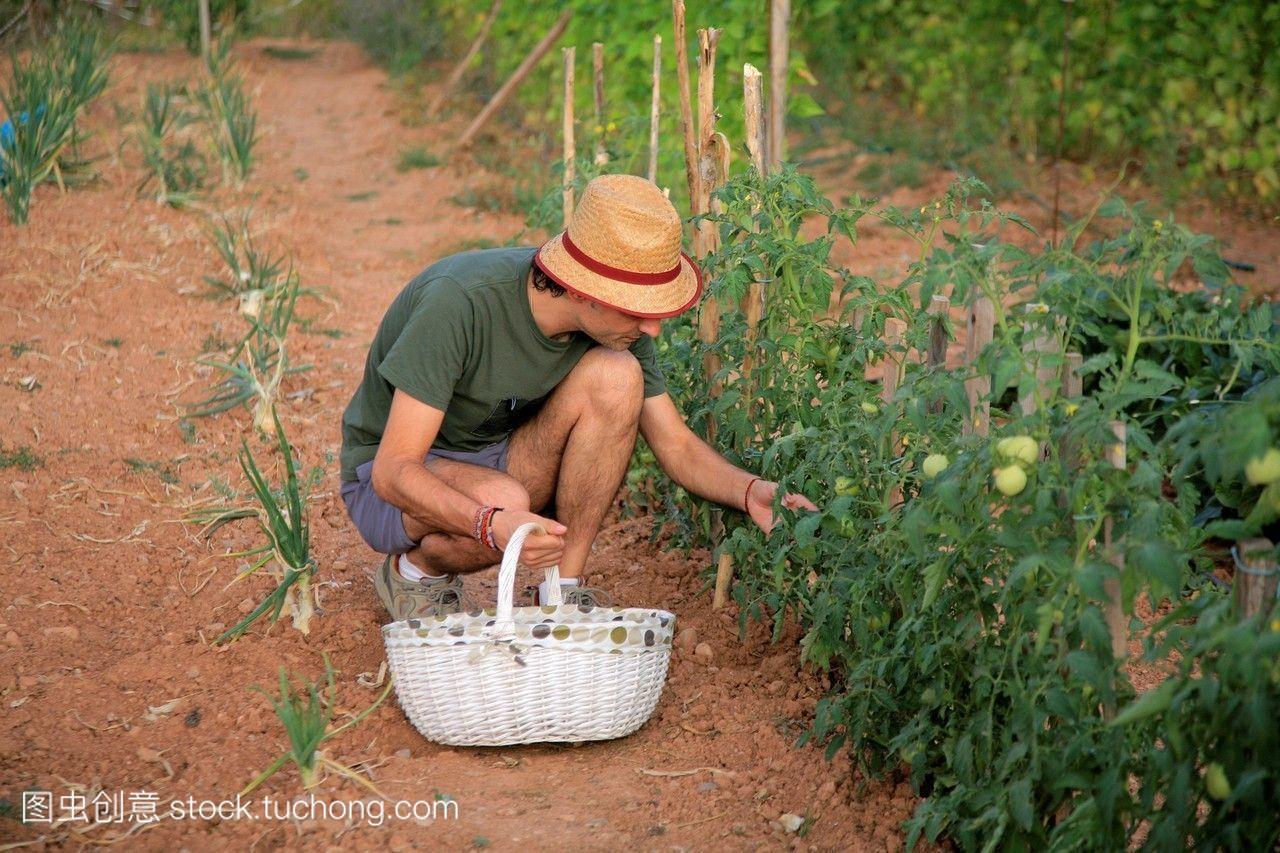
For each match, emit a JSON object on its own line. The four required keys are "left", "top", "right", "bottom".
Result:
{"left": 135, "top": 81, "right": 207, "bottom": 206}
{"left": 149, "top": 0, "right": 253, "bottom": 53}
{"left": 337, "top": 0, "right": 446, "bottom": 77}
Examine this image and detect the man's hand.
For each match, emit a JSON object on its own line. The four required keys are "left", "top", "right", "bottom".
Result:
{"left": 747, "top": 480, "right": 819, "bottom": 536}
{"left": 492, "top": 510, "right": 566, "bottom": 569}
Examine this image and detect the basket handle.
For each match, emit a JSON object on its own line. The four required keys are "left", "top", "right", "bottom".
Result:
{"left": 494, "top": 521, "right": 563, "bottom": 635}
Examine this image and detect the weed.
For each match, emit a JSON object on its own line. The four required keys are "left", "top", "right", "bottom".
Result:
{"left": 7, "top": 341, "right": 32, "bottom": 357}
{"left": 447, "top": 183, "right": 512, "bottom": 215}
{"left": 394, "top": 145, "right": 440, "bottom": 172}
{"left": 178, "top": 419, "right": 198, "bottom": 444}
{"left": 202, "top": 208, "right": 290, "bottom": 300}
{"left": 262, "top": 46, "right": 317, "bottom": 61}
{"left": 102, "top": 337, "right": 122, "bottom": 348}
{"left": 124, "top": 456, "right": 181, "bottom": 486}
{"left": 343, "top": 190, "right": 377, "bottom": 202}
{"left": 242, "top": 655, "right": 393, "bottom": 795}
{"left": 0, "top": 445, "right": 42, "bottom": 471}
{"left": 293, "top": 167, "right": 309, "bottom": 181}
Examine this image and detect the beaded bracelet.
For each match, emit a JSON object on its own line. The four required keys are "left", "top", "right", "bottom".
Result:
{"left": 483, "top": 508, "right": 502, "bottom": 552}
{"left": 743, "top": 477, "right": 762, "bottom": 513}
{"left": 472, "top": 504, "right": 498, "bottom": 547}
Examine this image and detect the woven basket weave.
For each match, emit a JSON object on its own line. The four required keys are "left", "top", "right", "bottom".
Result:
{"left": 383, "top": 523, "right": 676, "bottom": 746}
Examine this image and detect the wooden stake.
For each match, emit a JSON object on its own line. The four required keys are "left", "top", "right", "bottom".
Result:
{"left": 1060, "top": 351, "right": 1082, "bottom": 471}
{"left": 926, "top": 294, "right": 950, "bottom": 414}
{"left": 1019, "top": 303, "right": 1058, "bottom": 417}
{"left": 883, "top": 317, "right": 906, "bottom": 507}
{"left": 592, "top": 42, "right": 608, "bottom": 165}
{"left": 673, "top": 0, "right": 699, "bottom": 210}
{"left": 1233, "top": 538, "right": 1279, "bottom": 621}
{"left": 457, "top": 8, "right": 573, "bottom": 149}
{"left": 963, "top": 296, "right": 994, "bottom": 436}
{"left": 198, "top": 0, "right": 211, "bottom": 65}
{"left": 694, "top": 28, "right": 722, "bottom": 254}
{"left": 713, "top": 551, "right": 734, "bottom": 610}
{"left": 648, "top": 34, "right": 662, "bottom": 183}
{"left": 562, "top": 46, "right": 576, "bottom": 225}
{"left": 1103, "top": 421, "right": 1127, "bottom": 663}
{"left": 428, "top": 0, "right": 502, "bottom": 117}
{"left": 744, "top": 63, "right": 766, "bottom": 176}
{"left": 767, "top": 0, "right": 789, "bottom": 169}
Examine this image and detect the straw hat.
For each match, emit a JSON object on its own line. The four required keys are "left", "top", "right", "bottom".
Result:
{"left": 535, "top": 174, "right": 702, "bottom": 319}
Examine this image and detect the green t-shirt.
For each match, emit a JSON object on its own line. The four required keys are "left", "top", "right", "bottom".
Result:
{"left": 339, "top": 247, "right": 666, "bottom": 481}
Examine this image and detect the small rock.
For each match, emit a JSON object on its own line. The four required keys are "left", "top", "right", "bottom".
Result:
{"left": 646, "top": 824, "right": 666, "bottom": 836}
{"left": 184, "top": 708, "right": 201, "bottom": 727}
{"left": 767, "top": 679, "right": 786, "bottom": 696}
{"left": 779, "top": 813, "right": 805, "bottom": 833}
{"left": 817, "top": 779, "right": 837, "bottom": 801}
{"left": 696, "top": 780, "right": 718, "bottom": 793}
{"left": 43, "top": 626, "right": 79, "bottom": 642}
{"left": 730, "top": 823, "right": 749, "bottom": 836}
{"left": 694, "top": 643, "right": 714, "bottom": 664}
{"left": 185, "top": 667, "right": 200, "bottom": 679}
{"left": 137, "top": 746, "right": 162, "bottom": 763}
{"left": 675, "top": 627, "right": 697, "bottom": 654}
{"left": 4, "top": 630, "right": 19, "bottom": 646}
{"left": 205, "top": 622, "right": 225, "bottom": 633}
{"left": 759, "top": 804, "right": 781, "bottom": 822}
{"left": 237, "top": 597, "right": 255, "bottom": 615}
{"left": 585, "top": 818, "right": 607, "bottom": 828}
{"left": 395, "top": 748, "right": 412, "bottom": 759}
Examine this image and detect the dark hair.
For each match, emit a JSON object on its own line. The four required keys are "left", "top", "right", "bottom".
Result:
{"left": 531, "top": 261, "right": 567, "bottom": 298}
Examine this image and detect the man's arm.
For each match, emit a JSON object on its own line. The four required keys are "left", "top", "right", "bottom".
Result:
{"left": 639, "top": 392, "right": 819, "bottom": 533}
{"left": 639, "top": 392, "right": 754, "bottom": 510}
{"left": 370, "top": 389, "right": 483, "bottom": 539}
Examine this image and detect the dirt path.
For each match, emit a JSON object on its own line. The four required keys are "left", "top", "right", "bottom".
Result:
{"left": 0, "top": 41, "right": 913, "bottom": 850}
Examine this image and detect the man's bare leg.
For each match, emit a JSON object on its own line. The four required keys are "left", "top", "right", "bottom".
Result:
{"left": 397, "top": 347, "right": 643, "bottom": 578}
{"left": 506, "top": 347, "right": 644, "bottom": 579}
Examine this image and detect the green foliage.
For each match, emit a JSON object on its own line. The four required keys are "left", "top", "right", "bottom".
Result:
{"left": 202, "top": 207, "right": 290, "bottom": 299}
{"left": 803, "top": 0, "right": 1280, "bottom": 203}
{"left": 395, "top": 144, "right": 441, "bottom": 172}
{"left": 0, "top": 444, "right": 42, "bottom": 470}
{"left": 649, "top": 165, "right": 1278, "bottom": 846}
{"left": 336, "top": 0, "right": 446, "bottom": 77}
{"left": 0, "top": 17, "right": 111, "bottom": 223}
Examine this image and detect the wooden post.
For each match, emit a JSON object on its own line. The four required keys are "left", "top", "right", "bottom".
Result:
{"left": 712, "top": 551, "right": 734, "bottom": 610}
{"left": 767, "top": 0, "right": 789, "bottom": 169}
{"left": 1019, "top": 303, "right": 1057, "bottom": 417}
{"left": 693, "top": 28, "right": 723, "bottom": 256}
{"left": 1103, "top": 421, "right": 1127, "bottom": 662}
{"left": 198, "top": 0, "right": 211, "bottom": 65}
{"left": 744, "top": 64, "right": 766, "bottom": 176}
{"left": 1234, "top": 538, "right": 1279, "bottom": 621}
{"left": 562, "top": 47, "right": 576, "bottom": 225}
{"left": 648, "top": 34, "right": 662, "bottom": 184}
{"left": 963, "top": 296, "right": 994, "bottom": 436}
{"left": 741, "top": 63, "right": 766, "bottom": 376}
{"left": 592, "top": 42, "right": 608, "bottom": 165}
{"left": 926, "top": 294, "right": 950, "bottom": 415}
{"left": 883, "top": 317, "right": 906, "bottom": 507}
{"left": 428, "top": 0, "right": 502, "bottom": 117}
{"left": 673, "top": 0, "right": 699, "bottom": 210}
{"left": 1060, "top": 350, "right": 1082, "bottom": 469}
{"left": 457, "top": 8, "right": 573, "bottom": 148}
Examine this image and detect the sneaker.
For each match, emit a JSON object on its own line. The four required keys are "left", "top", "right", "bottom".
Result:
{"left": 373, "top": 556, "right": 471, "bottom": 621}
{"left": 529, "top": 582, "right": 612, "bottom": 609}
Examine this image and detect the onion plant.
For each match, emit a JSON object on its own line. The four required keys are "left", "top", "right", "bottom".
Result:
{"left": 186, "top": 269, "right": 311, "bottom": 432}
{"left": 241, "top": 655, "right": 394, "bottom": 795}
{"left": 194, "top": 41, "right": 256, "bottom": 184}
{"left": 196, "top": 409, "right": 317, "bottom": 642}
{"left": 202, "top": 208, "right": 289, "bottom": 301}
{"left": 135, "top": 82, "right": 205, "bottom": 207}
{"left": 1, "top": 19, "right": 111, "bottom": 223}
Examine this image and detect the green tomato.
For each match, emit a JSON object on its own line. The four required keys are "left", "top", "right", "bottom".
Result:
{"left": 1244, "top": 447, "right": 1280, "bottom": 485}
{"left": 921, "top": 453, "right": 949, "bottom": 479}
{"left": 996, "top": 435, "right": 1039, "bottom": 465}
{"left": 860, "top": 401, "right": 879, "bottom": 415}
{"left": 1205, "top": 763, "right": 1231, "bottom": 801}
{"left": 994, "top": 465, "right": 1028, "bottom": 497}
{"left": 834, "top": 476, "right": 858, "bottom": 496}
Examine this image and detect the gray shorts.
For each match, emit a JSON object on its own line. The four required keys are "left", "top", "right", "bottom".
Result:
{"left": 340, "top": 439, "right": 511, "bottom": 555}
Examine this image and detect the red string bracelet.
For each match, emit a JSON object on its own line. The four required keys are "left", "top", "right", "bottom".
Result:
{"left": 743, "top": 477, "right": 762, "bottom": 513}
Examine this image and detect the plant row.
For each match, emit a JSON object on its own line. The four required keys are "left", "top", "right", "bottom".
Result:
{"left": 645, "top": 166, "right": 1280, "bottom": 848}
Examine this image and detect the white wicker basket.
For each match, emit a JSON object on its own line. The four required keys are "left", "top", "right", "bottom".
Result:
{"left": 383, "top": 522, "right": 676, "bottom": 746}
